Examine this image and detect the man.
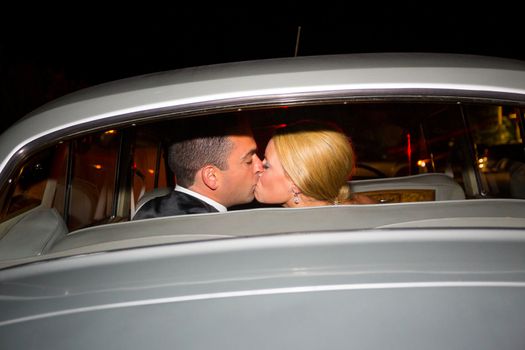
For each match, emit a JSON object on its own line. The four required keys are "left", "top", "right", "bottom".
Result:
{"left": 133, "top": 116, "right": 263, "bottom": 219}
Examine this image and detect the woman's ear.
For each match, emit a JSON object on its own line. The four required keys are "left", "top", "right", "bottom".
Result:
{"left": 291, "top": 184, "right": 301, "bottom": 195}
{"left": 201, "top": 165, "right": 219, "bottom": 190}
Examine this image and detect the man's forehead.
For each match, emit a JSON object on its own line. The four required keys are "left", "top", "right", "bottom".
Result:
{"left": 228, "top": 135, "right": 257, "bottom": 156}
{"left": 229, "top": 134, "right": 256, "bottom": 145}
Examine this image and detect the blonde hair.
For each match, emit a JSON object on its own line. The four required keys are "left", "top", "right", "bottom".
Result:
{"left": 272, "top": 120, "right": 355, "bottom": 204}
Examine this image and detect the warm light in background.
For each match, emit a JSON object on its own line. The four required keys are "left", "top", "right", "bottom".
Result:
{"left": 478, "top": 157, "right": 487, "bottom": 169}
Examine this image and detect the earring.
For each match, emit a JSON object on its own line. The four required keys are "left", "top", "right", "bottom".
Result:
{"left": 293, "top": 192, "right": 300, "bottom": 204}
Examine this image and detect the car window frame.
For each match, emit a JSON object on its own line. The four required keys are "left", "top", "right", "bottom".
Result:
{"left": 1, "top": 91, "right": 525, "bottom": 229}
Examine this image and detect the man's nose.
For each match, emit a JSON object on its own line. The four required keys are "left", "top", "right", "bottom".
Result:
{"left": 254, "top": 155, "right": 264, "bottom": 173}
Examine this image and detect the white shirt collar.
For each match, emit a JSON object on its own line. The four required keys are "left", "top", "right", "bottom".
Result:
{"left": 174, "top": 185, "right": 227, "bottom": 213}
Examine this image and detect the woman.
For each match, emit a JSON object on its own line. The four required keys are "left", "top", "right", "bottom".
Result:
{"left": 255, "top": 120, "right": 376, "bottom": 207}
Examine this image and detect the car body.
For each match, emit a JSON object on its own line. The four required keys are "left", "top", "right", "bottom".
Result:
{"left": 1, "top": 53, "right": 525, "bottom": 349}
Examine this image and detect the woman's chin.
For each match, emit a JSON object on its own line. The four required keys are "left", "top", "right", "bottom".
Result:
{"left": 254, "top": 193, "right": 263, "bottom": 203}
{"left": 254, "top": 190, "right": 268, "bottom": 204}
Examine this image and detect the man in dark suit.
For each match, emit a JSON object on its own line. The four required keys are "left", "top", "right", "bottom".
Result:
{"left": 133, "top": 116, "right": 263, "bottom": 219}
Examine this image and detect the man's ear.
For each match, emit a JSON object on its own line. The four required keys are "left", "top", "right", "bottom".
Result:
{"left": 201, "top": 165, "right": 219, "bottom": 190}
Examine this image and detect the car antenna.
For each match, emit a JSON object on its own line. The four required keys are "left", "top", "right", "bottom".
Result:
{"left": 294, "top": 26, "right": 302, "bottom": 57}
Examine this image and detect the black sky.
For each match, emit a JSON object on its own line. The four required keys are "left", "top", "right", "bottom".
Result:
{"left": 1, "top": 5, "right": 524, "bottom": 132}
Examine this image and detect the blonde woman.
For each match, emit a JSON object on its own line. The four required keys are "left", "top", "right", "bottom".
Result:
{"left": 255, "top": 120, "right": 376, "bottom": 207}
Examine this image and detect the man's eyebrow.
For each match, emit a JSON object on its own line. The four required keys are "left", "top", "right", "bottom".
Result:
{"left": 240, "top": 148, "right": 257, "bottom": 161}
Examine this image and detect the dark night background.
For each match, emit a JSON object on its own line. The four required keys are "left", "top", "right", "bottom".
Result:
{"left": 1, "top": 4, "right": 524, "bottom": 133}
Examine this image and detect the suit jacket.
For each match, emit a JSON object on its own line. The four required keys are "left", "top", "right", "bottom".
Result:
{"left": 133, "top": 190, "right": 219, "bottom": 220}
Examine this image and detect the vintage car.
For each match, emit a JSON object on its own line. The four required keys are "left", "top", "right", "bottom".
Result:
{"left": 1, "top": 53, "right": 525, "bottom": 349}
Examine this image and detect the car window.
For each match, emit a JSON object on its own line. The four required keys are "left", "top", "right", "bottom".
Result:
{"left": 64, "top": 130, "right": 121, "bottom": 230}
{"left": 0, "top": 130, "right": 122, "bottom": 231}
{"left": 132, "top": 127, "right": 169, "bottom": 205}
{"left": 2, "top": 144, "right": 67, "bottom": 218}
{"left": 1, "top": 101, "right": 524, "bottom": 233}
{"left": 465, "top": 105, "right": 525, "bottom": 198}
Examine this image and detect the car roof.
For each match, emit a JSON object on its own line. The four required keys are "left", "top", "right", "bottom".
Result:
{"left": 1, "top": 52, "right": 525, "bottom": 174}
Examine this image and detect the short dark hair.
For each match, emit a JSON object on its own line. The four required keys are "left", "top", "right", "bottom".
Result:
{"left": 168, "top": 115, "right": 251, "bottom": 187}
